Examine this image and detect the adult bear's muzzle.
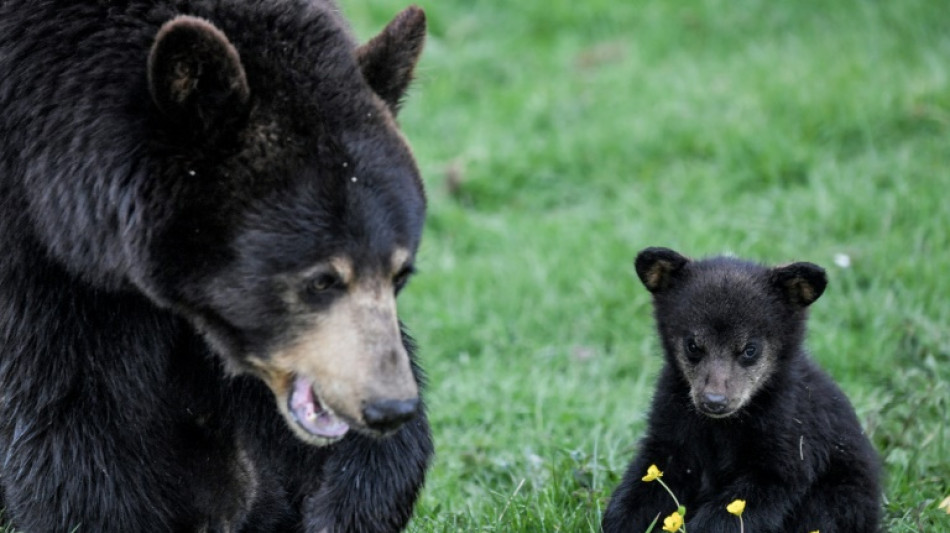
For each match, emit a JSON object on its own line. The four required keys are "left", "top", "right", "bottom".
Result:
{"left": 250, "top": 277, "right": 419, "bottom": 446}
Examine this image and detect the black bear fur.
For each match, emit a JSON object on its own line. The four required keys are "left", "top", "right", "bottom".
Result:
{"left": 603, "top": 248, "right": 881, "bottom": 533}
{"left": 0, "top": 1, "right": 432, "bottom": 531}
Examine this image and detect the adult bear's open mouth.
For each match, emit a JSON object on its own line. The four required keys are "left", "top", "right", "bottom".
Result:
{"left": 288, "top": 374, "right": 350, "bottom": 440}
{"left": 248, "top": 268, "right": 421, "bottom": 446}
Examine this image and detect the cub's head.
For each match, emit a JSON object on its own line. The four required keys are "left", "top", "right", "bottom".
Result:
{"left": 634, "top": 247, "right": 827, "bottom": 418}
{"left": 141, "top": 5, "right": 428, "bottom": 445}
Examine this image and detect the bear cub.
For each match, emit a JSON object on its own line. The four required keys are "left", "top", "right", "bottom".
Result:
{"left": 603, "top": 247, "right": 881, "bottom": 533}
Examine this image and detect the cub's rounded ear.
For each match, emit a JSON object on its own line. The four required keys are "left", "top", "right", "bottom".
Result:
{"left": 635, "top": 247, "right": 690, "bottom": 293}
{"left": 356, "top": 5, "right": 426, "bottom": 116}
{"left": 148, "top": 16, "right": 250, "bottom": 135}
{"left": 769, "top": 262, "right": 828, "bottom": 307}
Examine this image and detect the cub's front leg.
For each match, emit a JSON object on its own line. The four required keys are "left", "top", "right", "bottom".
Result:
{"left": 603, "top": 449, "right": 697, "bottom": 533}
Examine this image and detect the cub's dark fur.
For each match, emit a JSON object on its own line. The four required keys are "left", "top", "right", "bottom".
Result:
{"left": 603, "top": 247, "right": 881, "bottom": 533}
{"left": 0, "top": 1, "right": 432, "bottom": 531}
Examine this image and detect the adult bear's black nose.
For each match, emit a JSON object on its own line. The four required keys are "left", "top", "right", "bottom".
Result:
{"left": 363, "top": 397, "right": 419, "bottom": 432}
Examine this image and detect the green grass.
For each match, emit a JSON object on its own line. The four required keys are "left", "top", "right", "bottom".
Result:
{"left": 346, "top": 0, "right": 950, "bottom": 531}
{"left": 4, "top": 1, "right": 947, "bottom": 531}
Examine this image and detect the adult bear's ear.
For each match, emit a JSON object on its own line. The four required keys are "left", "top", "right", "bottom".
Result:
{"left": 356, "top": 6, "right": 426, "bottom": 116}
{"left": 635, "top": 247, "right": 690, "bottom": 294}
{"left": 769, "top": 262, "right": 827, "bottom": 307}
{"left": 148, "top": 16, "right": 250, "bottom": 135}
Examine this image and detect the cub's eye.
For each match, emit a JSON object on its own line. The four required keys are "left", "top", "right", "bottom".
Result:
{"left": 740, "top": 343, "right": 759, "bottom": 364}
{"left": 305, "top": 272, "right": 343, "bottom": 295}
{"left": 393, "top": 265, "right": 415, "bottom": 293}
{"left": 684, "top": 338, "right": 703, "bottom": 362}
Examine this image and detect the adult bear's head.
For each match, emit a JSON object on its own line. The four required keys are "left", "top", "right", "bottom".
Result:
{"left": 142, "top": 4, "right": 427, "bottom": 445}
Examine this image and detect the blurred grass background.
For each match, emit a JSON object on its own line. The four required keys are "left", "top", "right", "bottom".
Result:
{"left": 347, "top": 0, "right": 950, "bottom": 531}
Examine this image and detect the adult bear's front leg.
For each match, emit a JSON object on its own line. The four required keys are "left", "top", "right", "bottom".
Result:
{"left": 0, "top": 360, "right": 249, "bottom": 533}
{"left": 301, "top": 410, "right": 433, "bottom": 533}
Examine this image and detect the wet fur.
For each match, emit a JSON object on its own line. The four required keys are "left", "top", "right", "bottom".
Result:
{"left": 603, "top": 248, "right": 882, "bottom": 533}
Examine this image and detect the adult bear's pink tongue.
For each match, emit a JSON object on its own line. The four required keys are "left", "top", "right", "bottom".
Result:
{"left": 289, "top": 376, "right": 350, "bottom": 438}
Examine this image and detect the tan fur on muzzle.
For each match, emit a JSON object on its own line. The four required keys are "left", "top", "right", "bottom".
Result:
{"left": 251, "top": 280, "right": 417, "bottom": 429}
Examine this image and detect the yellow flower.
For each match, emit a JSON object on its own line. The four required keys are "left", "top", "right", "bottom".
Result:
{"left": 661, "top": 511, "right": 684, "bottom": 532}
{"left": 642, "top": 464, "right": 663, "bottom": 482}
{"left": 939, "top": 494, "right": 950, "bottom": 514}
{"left": 726, "top": 499, "right": 746, "bottom": 516}
{"left": 809, "top": 531, "right": 819, "bottom": 533}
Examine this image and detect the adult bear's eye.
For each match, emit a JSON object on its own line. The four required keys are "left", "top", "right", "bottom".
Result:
{"left": 306, "top": 272, "right": 343, "bottom": 295}
{"left": 393, "top": 265, "right": 415, "bottom": 294}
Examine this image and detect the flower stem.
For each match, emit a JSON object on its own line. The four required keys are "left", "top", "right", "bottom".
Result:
{"left": 655, "top": 478, "right": 682, "bottom": 511}
{"left": 654, "top": 478, "right": 686, "bottom": 532}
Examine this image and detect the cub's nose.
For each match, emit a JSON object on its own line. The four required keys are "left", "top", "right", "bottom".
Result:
{"left": 363, "top": 397, "right": 419, "bottom": 432}
{"left": 701, "top": 393, "right": 728, "bottom": 415}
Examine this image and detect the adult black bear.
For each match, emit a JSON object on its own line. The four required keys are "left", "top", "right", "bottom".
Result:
{"left": 603, "top": 248, "right": 881, "bottom": 533}
{"left": 0, "top": 1, "right": 432, "bottom": 531}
